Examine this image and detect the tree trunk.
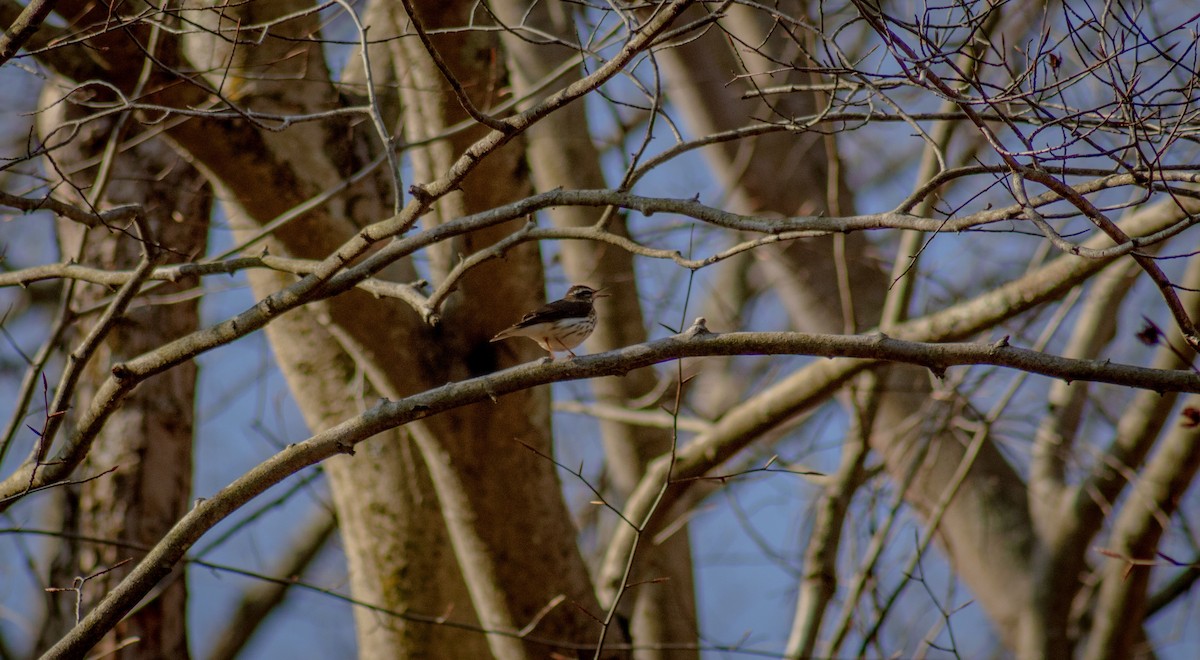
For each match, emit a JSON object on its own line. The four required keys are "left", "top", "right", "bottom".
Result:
{"left": 176, "top": 0, "right": 613, "bottom": 655}
{"left": 35, "top": 85, "right": 209, "bottom": 658}
{"left": 491, "top": 2, "right": 697, "bottom": 654}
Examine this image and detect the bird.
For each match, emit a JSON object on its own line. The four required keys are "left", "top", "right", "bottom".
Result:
{"left": 490, "top": 284, "right": 608, "bottom": 360}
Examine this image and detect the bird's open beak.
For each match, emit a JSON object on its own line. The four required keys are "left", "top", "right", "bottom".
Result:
{"left": 593, "top": 288, "right": 611, "bottom": 298}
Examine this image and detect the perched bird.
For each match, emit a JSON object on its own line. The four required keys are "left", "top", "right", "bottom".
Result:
{"left": 490, "top": 285, "right": 608, "bottom": 359}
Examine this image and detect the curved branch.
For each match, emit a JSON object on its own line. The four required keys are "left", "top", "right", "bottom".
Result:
{"left": 1061, "top": 255, "right": 1200, "bottom": 561}
{"left": 1084, "top": 399, "right": 1200, "bottom": 660}
{"left": 597, "top": 192, "right": 1200, "bottom": 610}
{"left": 43, "top": 322, "right": 1200, "bottom": 656}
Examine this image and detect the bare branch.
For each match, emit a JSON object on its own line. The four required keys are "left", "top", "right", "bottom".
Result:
{"left": 0, "top": 0, "right": 58, "bottom": 66}
{"left": 42, "top": 322, "right": 1200, "bottom": 656}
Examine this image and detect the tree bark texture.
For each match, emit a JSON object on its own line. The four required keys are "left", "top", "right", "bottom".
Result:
{"left": 35, "top": 80, "right": 210, "bottom": 658}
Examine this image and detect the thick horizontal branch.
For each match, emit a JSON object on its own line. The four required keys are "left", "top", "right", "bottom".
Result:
{"left": 44, "top": 324, "right": 1200, "bottom": 656}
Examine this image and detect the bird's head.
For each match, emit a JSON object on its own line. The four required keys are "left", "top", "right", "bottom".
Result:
{"left": 565, "top": 284, "right": 609, "bottom": 303}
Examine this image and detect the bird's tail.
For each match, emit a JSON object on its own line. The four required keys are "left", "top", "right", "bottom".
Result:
{"left": 490, "top": 327, "right": 527, "bottom": 342}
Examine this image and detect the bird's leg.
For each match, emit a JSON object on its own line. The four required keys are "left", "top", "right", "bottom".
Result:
{"left": 554, "top": 336, "right": 578, "bottom": 359}
{"left": 539, "top": 337, "right": 558, "bottom": 362}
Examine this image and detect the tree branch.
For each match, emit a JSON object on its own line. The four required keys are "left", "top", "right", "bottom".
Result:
{"left": 42, "top": 322, "right": 1200, "bottom": 656}
{"left": 1083, "top": 398, "right": 1200, "bottom": 659}
{"left": 0, "top": 0, "right": 58, "bottom": 66}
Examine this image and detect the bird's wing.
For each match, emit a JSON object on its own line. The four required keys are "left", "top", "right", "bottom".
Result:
{"left": 511, "top": 300, "right": 584, "bottom": 328}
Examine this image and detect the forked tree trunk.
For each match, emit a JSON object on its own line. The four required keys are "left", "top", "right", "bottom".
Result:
{"left": 174, "top": 0, "right": 614, "bottom": 656}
